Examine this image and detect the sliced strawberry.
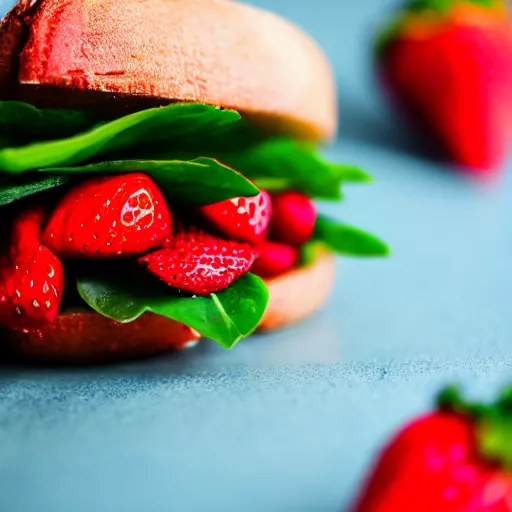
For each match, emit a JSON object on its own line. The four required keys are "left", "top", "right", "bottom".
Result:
{"left": 0, "top": 208, "right": 64, "bottom": 331}
{"left": 11, "top": 207, "right": 45, "bottom": 247}
{"left": 42, "top": 173, "right": 172, "bottom": 258}
{"left": 251, "top": 240, "right": 300, "bottom": 278}
{"left": 198, "top": 190, "right": 272, "bottom": 244}
{"left": 139, "top": 230, "right": 256, "bottom": 295}
{"left": 269, "top": 191, "right": 317, "bottom": 246}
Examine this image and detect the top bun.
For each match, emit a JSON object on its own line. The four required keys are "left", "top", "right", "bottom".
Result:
{"left": 0, "top": 0, "right": 337, "bottom": 141}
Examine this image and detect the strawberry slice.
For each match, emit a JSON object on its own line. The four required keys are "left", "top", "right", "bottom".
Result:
{"left": 198, "top": 190, "right": 272, "bottom": 244}
{"left": 0, "top": 208, "right": 64, "bottom": 331}
{"left": 251, "top": 240, "right": 300, "bottom": 278}
{"left": 42, "top": 173, "right": 172, "bottom": 258}
{"left": 139, "top": 230, "right": 256, "bottom": 295}
{"left": 269, "top": 191, "right": 317, "bottom": 246}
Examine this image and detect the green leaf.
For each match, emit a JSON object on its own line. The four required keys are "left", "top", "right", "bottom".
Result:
{"left": 313, "top": 215, "right": 389, "bottom": 257}
{"left": 133, "top": 117, "right": 269, "bottom": 160}
{"left": 0, "top": 101, "right": 101, "bottom": 142}
{"left": 77, "top": 266, "right": 269, "bottom": 348}
{"left": 44, "top": 157, "right": 259, "bottom": 206}
{"left": 406, "top": 0, "right": 493, "bottom": 14}
{"left": 252, "top": 177, "right": 294, "bottom": 192}
{"left": 331, "top": 164, "right": 373, "bottom": 183}
{"left": 437, "top": 385, "right": 512, "bottom": 470}
{"left": 0, "top": 174, "right": 71, "bottom": 206}
{"left": 299, "top": 241, "right": 324, "bottom": 267}
{"left": 0, "top": 103, "right": 241, "bottom": 174}
{"left": 218, "top": 139, "right": 347, "bottom": 200}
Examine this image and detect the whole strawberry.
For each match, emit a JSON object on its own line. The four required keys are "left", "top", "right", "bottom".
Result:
{"left": 351, "top": 385, "right": 512, "bottom": 511}
{"left": 198, "top": 190, "right": 272, "bottom": 244}
{"left": 251, "top": 241, "right": 300, "bottom": 278}
{"left": 269, "top": 191, "right": 317, "bottom": 246}
{"left": 139, "top": 229, "right": 256, "bottom": 295}
{"left": 0, "top": 208, "right": 64, "bottom": 331}
{"left": 377, "top": 0, "right": 512, "bottom": 172}
{"left": 42, "top": 173, "right": 172, "bottom": 258}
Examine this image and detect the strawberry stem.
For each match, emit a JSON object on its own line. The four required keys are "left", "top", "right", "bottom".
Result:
{"left": 437, "top": 385, "right": 512, "bottom": 470}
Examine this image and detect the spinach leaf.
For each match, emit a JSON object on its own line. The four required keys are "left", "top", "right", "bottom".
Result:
{"left": 243, "top": 163, "right": 370, "bottom": 195}
{"left": 0, "top": 174, "right": 71, "bottom": 206}
{"left": 299, "top": 241, "right": 324, "bottom": 267}
{"left": 218, "top": 139, "right": 350, "bottom": 200}
{"left": 313, "top": 215, "right": 389, "bottom": 257}
{"left": 331, "top": 164, "right": 373, "bottom": 183}
{"left": 0, "top": 103, "right": 241, "bottom": 173}
{"left": 77, "top": 267, "right": 269, "bottom": 348}
{"left": 45, "top": 158, "right": 259, "bottom": 206}
{"left": 0, "top": 101, "right": 102, "bottom": 142}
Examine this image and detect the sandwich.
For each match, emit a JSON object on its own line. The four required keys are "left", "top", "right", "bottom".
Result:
{"left": 0, "top": 0, "right": 388, "bottom": 363}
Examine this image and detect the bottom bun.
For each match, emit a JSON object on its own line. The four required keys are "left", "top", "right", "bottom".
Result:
{"left": 4, "top": 314, "right": 201, "bottom": 364}
{"left": 3, "top": 251, "right": 335, "bottom": 363}
{"left": 259, "top": 250, "right": 335, "bottom": 330}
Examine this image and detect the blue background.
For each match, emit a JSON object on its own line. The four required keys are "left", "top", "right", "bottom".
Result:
{"left": 1, "top": 1, "right": 512, "bottom": 511}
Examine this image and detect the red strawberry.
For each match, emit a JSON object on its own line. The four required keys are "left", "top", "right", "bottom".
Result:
{"left": 377, "top": 0, "right": 512, "bottom": 172}
{"left": 139, "top": 230, "right": 256, "bottom": 295}
{"left": 198, "top": 190, "right": 272, "bottom": 244}
{"left": 269, "top": 191, "right": 316, "bottom": 246}
{"left": 351, "top": 386, "right": 512, "bottom": 512}
{"left": 251, "top": 240, "right": 299, "bottom": 278}
{"left": 42, "top": 173, "right": 172, "bottom": 258}
{"left": 0, "top": 208, "right": 64, "bottom": 331}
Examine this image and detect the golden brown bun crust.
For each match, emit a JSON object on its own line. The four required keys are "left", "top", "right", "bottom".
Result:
{"left": 3, "top": 253, "right": 335, "bottom": 363}
{"left": 0, "top": 0, "right": 337, "bottom": 141}
{"left": 260, "top": 250, "right": 335, "bottom": 330}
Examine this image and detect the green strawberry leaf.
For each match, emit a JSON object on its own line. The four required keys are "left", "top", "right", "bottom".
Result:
{"left": 406, "top": 0, "right": 494, "bottom": 13}
{"left": 77, "top": 266, "right": 269, "bottom": 349}
{"left": 0, "top": 101, "right": 102, "bottom": 142}
{"left": 0, "top": 174, "right": 71, "bottom": 206}
{"left": 437, "top": 385, "right": 512, "bottom": 470}
{"left": 44, "top": 158, "right": 259, "bottom": 206}
{"left": 217, "top": 139, "right": 356, "bottom": 200}
{"left": 0, "top": 103, "right": 241, "bottom": 174}
{"left": 313, "top": 215, "right": 390, "bottom": 257}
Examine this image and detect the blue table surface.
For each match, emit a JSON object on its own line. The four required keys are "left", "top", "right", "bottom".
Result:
{"left": 2, "top": 1, "right": 512, "bottom": 511}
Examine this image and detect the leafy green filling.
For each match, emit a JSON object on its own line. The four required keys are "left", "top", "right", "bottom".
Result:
{"left": 43, "top": 158, "right": 259, "bottom": 207}
{"left": 313, "top": 215, "right": 390, "bottom": 257}
{"left": 217, "top": 139, "right": 372, "bottom": 200}
{"left": 0, "top": 102, "right": 242, "bottom": 173}
{"left": 0, "top": 101, "right": 103, "bottom": 142}
{"left": 77, "top": 265, "right": 268, "bottom": 348}
{"left": 0, "top": 101, "right": 388, "bottom": 347}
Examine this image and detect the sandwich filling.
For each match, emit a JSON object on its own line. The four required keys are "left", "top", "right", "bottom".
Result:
{"left": 0, "top": 100, "right": 388, "bottom": 348}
